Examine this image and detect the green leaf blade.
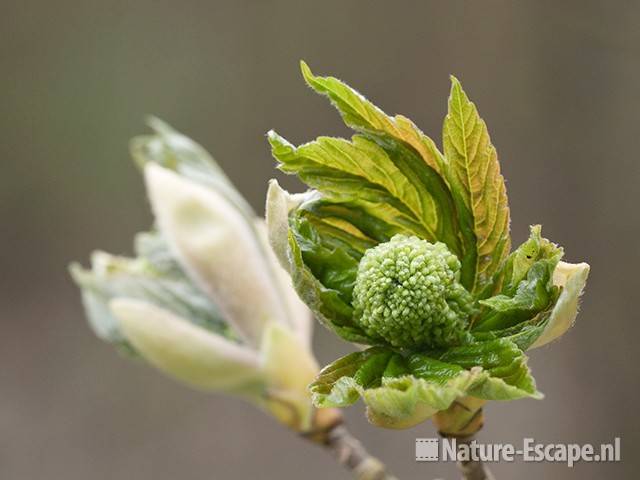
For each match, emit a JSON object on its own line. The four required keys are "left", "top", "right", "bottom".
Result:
{"left": 269, "top": 131, "right": 431, "bottom": 238}
{"left": 269, "top": 129, "right": 464, "bottom": 258}
{"left": 300, "top": 61, "right": 447, "bottom": 179}
{"left": 310, "top": 341, "right": 541, "bottom": 429}
{"left": 473, "top": 226, "right": 563, "bottom": 333}
{"left": 443, "top": 76, "right": 511, "bottom": 294}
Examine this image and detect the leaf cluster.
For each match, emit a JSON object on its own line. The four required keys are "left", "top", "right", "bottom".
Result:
{"left": 267, "top": 63, "right": 590, "bottom": 427}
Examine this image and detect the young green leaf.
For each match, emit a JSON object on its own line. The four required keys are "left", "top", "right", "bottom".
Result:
{"left": 266, "top": 180, "right": 371, "bottom": 344}
{"left": 290, "top": 214, "right": 361, "bottom": 303}
{"left": 443, "top": 76, "right": 511, "bottom": 294}
{"left": 438, "top": 339, "right": 541, "bottom": 399}
{"left": 496, "top": 225, "right": 563, "bottom": 296}
{"left": 287, "top": 227, "right": 372, "bottom": 344}
{"left": 268, "top": 131, "right": 463, "bottom": 257}
{"left": 269, "top": 131, "right": 430, "bottom": 238}
{"left": 310, "top": 340, "right": 540, "bottom": 429}
{"left": 470, "top": 309, "right": 552, "bottom": 351}
{"left": 473, "top": 226, "right": 563, "bottom": 332}
{"left": 300, "top": 61, "right": 446, "bottom": 177}
{"left": 311, "top": 347, "right": 395, "bottom": 408}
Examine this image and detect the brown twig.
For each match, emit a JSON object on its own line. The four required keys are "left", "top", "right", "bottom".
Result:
{"left": 452, "top": 434, "right": 495, "bottom": 480}
{"left": 324, "top": 424, "right": 398, "bottom": 480}
{"left": 302, "top": 410, "right": 398, "bottom": 480}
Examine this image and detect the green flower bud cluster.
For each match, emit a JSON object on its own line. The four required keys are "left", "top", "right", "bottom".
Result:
{"left": 352, "top": 235, "right": 474, "bottom": 349}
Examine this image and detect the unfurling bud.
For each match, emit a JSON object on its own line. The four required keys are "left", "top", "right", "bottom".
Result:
{"left": 144, "top": 163, "right": 288, "bottom": 347}
{"left": 71, "top": 120, "right": 322, "bottom": 434}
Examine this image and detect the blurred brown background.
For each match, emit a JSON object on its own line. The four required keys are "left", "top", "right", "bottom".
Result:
{"left": 2, "top": 1, "right": 639, "bottom": 479}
